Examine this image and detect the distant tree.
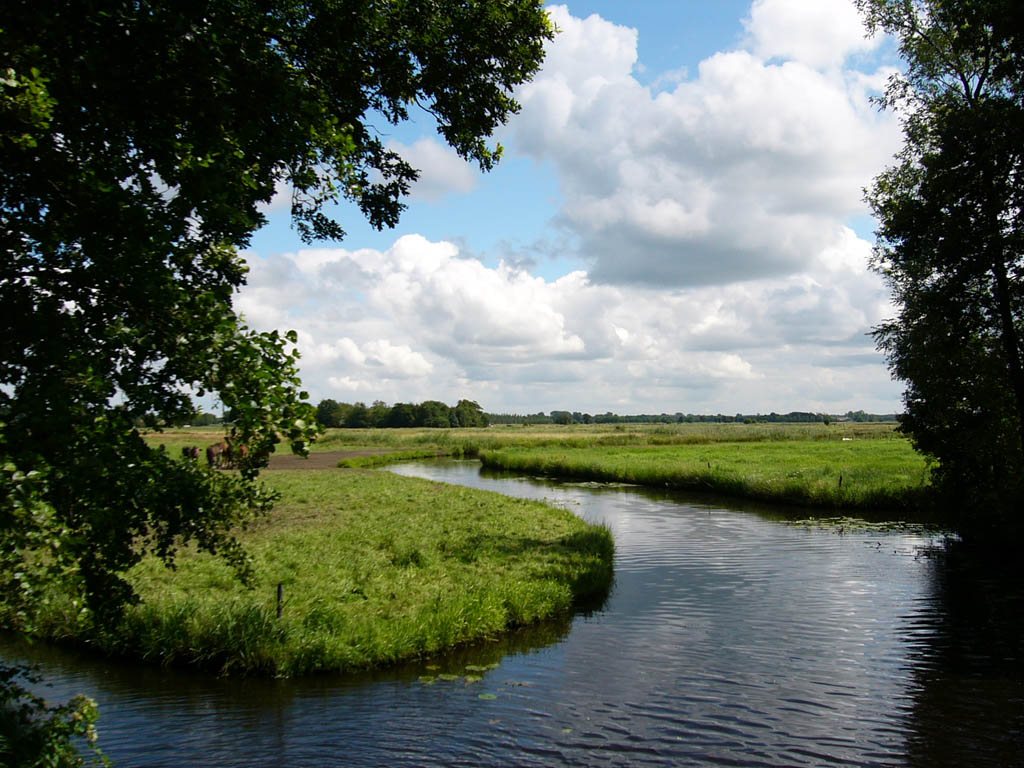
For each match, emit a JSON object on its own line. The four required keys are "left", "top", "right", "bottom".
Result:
{"left": 346, "top": 402, "right": 371, "bottom": 429}
{"left": 859, "top": 0, "right": 1024, "bottom": 531}
{"left": 385, "top": 403, "right": 418, "bottom": 428}
{"left": 367, "top": 400, "right": 392, "bottom": 428}
{"left": 551, "top": 411, "right": 575, "bottom": 425}
{"left": 190, "top": 412, "right": 221, "bottom": 427}
{"left": 416, "top": 401, "right": 452, "bottom": 428}
{"left": 453, "top": 399, "right": 489, "bottom": 428}
{"left": 316, "top": 398, "right": 345, "bottom": 429}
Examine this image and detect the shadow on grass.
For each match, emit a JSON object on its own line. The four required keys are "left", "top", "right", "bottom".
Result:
{"left": 443, "top": 524, "right": 615, "bottom": 613}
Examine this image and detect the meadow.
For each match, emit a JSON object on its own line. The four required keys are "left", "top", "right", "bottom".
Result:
{"left": 306, "top": 421, "right": 928, "bottom": 513}
{"left": 19, "top": 469, "right": 614, "bottom": 677}
{"left": 156, "top": 421, "right": 929, "bottom": 512}
{"left": 477, "top": 440, "right": 928, "bottom": 511}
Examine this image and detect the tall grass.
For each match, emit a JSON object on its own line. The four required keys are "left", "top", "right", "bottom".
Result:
{"left": 17, "top": 470, "right": 613, "bottom": 676}
{"left": 310, "top": 421, "right": 902, "bottom": 454}
{"left": 478, "top": 440, "right": 930, "bottom": 513}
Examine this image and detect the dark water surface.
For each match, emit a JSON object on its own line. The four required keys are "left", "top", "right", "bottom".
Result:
{"left": 4, "top": 460, "right": 1023, "bottom": 766}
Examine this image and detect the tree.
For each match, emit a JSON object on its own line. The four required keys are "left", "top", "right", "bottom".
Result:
{"left": 416, "top": 400, "right": 452, "bottom": 428}
{"left": 453, "top": 399, "right": 489, "bottom": 428}
{"left": 190, "top": 412, "right": 221, "bottom": 427}
{"left": 858, "top": 0, "right": 1024, "bottom": 532}
{"left": 315, "top": 399, "right": 345, "bottom": 429}
{"left": 1, "top": 0, "right": 551, "bottom": 630}
{"left": 346, "top": 402, "right": 371, "bottom": 429}
{"left": 385, "top": 403, "right": 417, "bottom": 428}
{"left": 367, "top": 400, "right": 392, "bottom": 428}
{"left": 550, "top": 410, "right": 574, "bottom": 425}
{"left": 2, "top": 2, "right": 552, "bottom": 758}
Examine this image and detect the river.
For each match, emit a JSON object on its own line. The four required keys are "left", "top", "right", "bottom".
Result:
{"left": 3, "top": 459, "right": 1023, "bottom": 766}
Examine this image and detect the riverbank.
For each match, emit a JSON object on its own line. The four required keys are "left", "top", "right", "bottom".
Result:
{"left": 307, "top": 423, "right": 930, "bottom": 513}
{"left": 477, "top": 441, "right": 928, "bottom": 512}
{"left": 16, "top": 469, "right": 614, "bottom": 676}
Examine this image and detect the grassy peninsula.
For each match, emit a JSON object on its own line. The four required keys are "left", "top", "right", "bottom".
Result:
{"left": 20, "top": 469, "right": 613, "bottom": 677}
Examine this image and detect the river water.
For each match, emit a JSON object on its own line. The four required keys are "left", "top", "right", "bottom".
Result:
{"left": 3, "top": 460, "right": 1023, "bottom": 766}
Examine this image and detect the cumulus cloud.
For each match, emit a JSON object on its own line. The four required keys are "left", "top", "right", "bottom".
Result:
{"left": 509, "top": 4, "right": 900, "bottom": 288}
{"left": 238, "top": 227, "right": 899, "bottom": 412}
{"left": 743, "top": 0, "right": 880, "bottom": 69}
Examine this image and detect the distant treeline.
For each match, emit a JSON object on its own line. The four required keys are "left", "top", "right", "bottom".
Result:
{"left": 487, "top": 410, "right": 898, "bottom": 425}
{"left": 316, "top": 398, "right": 489, "bottom": 428}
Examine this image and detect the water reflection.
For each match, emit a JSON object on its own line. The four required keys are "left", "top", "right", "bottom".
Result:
{"left": 2, "top": 460, "right": 1021, "bottom": 766}
{"left": 900, "top": 544, "right": 1024, "bottom": 767}
{"left": 1, "top": 617, "right": 574, "bottom": 767}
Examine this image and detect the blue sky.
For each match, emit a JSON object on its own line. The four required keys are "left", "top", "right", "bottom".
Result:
{"left": 238, "top": 0, "right": 907, "bottom": 416}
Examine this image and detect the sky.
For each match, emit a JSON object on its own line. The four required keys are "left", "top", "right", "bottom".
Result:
{"left": 236, "top": 0, "right": 908, "bottom": 417}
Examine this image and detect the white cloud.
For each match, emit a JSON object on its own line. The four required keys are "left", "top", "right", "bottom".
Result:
{"left": 743, "top": 0, "right": 879, "bottom": 69}
{"left": 386, "top": 137, "right": 478, "bottom": 202}
{"left": 509, "top": 4, "right": 900, "bottom": 287}
{"left": 238, "top": 227, "right": 899, "bottom": 413}
{"left": 363, "top": 339, "right": 434, "bottom": 378}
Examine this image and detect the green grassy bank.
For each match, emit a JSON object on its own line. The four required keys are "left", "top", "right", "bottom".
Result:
{"left": 477, "top": 439, "right": 929, "bottom": 512}
{"left": 18, "top": 470, "right": 613, "bottom": 676}
{"left": 309, "top": 422, "right": 929, "bottom": 513}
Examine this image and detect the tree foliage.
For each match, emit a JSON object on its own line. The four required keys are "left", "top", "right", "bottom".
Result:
{"left": 1, "top": 664, "right": 108, "bottom": 767}
{"left": 859, "top": 0, "right": 1024, "bottom": 533}
{"left": 315, "top": 398, "right": 490, "bottom": 428}
{"left": 1, "top": 0, "right": 551, "bottom": 630}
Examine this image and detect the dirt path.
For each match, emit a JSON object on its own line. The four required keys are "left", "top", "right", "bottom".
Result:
{"left": 264, "top": 449, "right": 398, "bottom": 470}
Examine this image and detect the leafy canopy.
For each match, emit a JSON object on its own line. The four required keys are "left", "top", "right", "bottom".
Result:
{"left": 858, "top": 0, "right": 1024, "bottom": 532}
{"left": 0, "top": 0, "right": 552, "bottom": 626}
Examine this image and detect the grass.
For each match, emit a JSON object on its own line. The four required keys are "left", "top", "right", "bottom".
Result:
{"left": 23, "top": 470, "right": 613, "bottom": 677}
{"left": 477, "top": 439, "right": 929, "bottom": 512}
{"left": 334, "top": 449, "right": 444, "bottom": 468}
{"left": 306, "top": 422, "right": 928, "bottom": 513}
{"left": 144, "top": 422, "right": 928, "bottom": 511}
{"left": 309, "top": 420, "right": 903, "bottom": 454}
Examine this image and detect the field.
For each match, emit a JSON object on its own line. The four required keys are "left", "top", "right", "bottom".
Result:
{"left": 153, "top": 421, "right": 929, "bottom": 512}
{"left": 233, "top": 421, "right": 927, "bottom": 513}
{"left": 17, "top": 468, "right": 613, "bottom": 677}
